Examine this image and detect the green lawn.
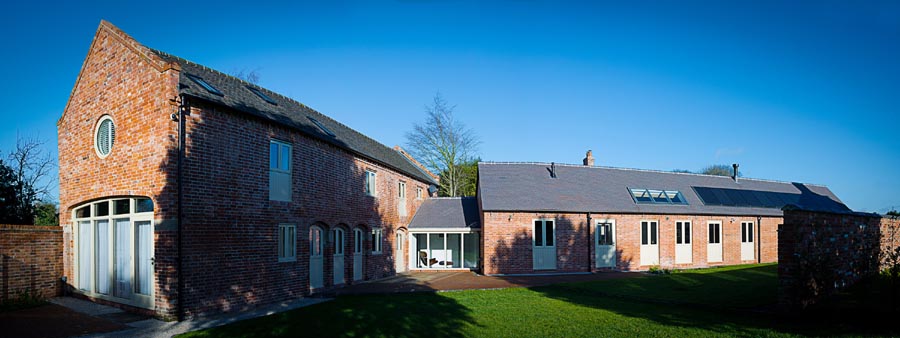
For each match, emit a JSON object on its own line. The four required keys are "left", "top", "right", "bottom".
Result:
{"left": 179, "top": 264, "right": 896, "bottom": 338}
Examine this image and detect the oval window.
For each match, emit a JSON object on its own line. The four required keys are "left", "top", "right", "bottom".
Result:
{"left": 95, "top": 116, "right": 116, "bottom": 158}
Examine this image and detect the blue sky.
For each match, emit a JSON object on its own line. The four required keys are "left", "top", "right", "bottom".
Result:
{"left": 0, "top": 1, "right": 898, "bottom": 212}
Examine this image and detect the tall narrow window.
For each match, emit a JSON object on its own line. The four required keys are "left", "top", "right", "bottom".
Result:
{"left": 371, "top": 228, "right": 383, "bottom": 254}
{"left": 533, "top": 219, "right": 554, "bottom": 247}
{"left": 269, "top": 140, "right": 292, "bottom": 201}
{"left": 398, "top": 181, "right": 407, "bottom": 217}
{"left": 708, "top": 223, "right": 721, "bottom": 244}
{"left": 741, "top": 222, "right": 754, "bottom": 243}
{"left": 278, "top": 224, "right": 297, "bottom": 262}
{"left": 365, "top": 170, "right": 377, "bottom": 197}
{"left": 598, "top": 223, "right": 614, "bottom": 245}
{"left": 676, "top": 221, "right": 692, "bottom": 244}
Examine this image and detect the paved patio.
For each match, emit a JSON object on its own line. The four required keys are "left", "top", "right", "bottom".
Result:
{"left": 335, "top": 270, "right": 640, "bottom": 295}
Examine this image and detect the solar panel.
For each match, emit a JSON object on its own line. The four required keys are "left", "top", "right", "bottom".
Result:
{"left": 692, "top": 186, "right": 801, "bottom": 209}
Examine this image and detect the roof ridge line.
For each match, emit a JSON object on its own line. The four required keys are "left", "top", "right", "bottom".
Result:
{"left": 150, "top": 48, "right": 437, "bottom": 184}
{"left": 478, "top": 161, "right": 828, "bottom": 187}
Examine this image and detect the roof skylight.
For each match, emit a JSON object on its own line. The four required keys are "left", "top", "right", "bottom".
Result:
{"left": 629, "top": 188, "right": 688, "bottom": 205}
{"left": 247, "top": 86, "right": 277, "bottom": 105}
{"left": 308, "top": 117, "right": 336, "bottom": 137}
{"left": 186, "top": 74, "right": 223, "bottom": 96}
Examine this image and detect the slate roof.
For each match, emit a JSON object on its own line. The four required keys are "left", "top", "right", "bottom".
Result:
{"left": 408, "top": 197, "right": 480, "bottom": 229}
{"left": 478, "top": 162, "right": 850, "bottom": 216}
{"left": 151, "top": 50, "right": 437, "bottom": 185}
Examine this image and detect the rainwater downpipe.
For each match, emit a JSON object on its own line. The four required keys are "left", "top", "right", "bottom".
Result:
{"left": 177, "top": 95, "right": 186, "bottom": 321}
{"left": 757, "top": 216, "right": 762, "bottom": 264}
{"left": 587, "top": 212, "right": 592, "bottom": 271}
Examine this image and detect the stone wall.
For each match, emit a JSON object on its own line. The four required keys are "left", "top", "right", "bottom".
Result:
{"left": 0, "top": 225, "right": 64, "bottom": 303}
{"left": 778, "top": 209, "right": 896, "bottom": 309}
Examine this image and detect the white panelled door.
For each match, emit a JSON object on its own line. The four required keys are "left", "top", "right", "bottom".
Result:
{"left": 707, "top": 222, "right": 723, "bottom": 263}
{"left": 333, "top": 228, "right": 345, "bottom": 285}
{"left": 640, "top": 220, "right": 659, "bottom": 266}
{"left": 675, "top": 221, "right": 692, "bottom": 264}
{"left": 353, "top": 228, "right": 364, "bottom": 281}
{"left": 395, "top": 232, "right": 406, "bottom": 273}
{"left": 595, "top": 221, "right": 616, "bottom": 268}
{"left": 741, "top": 221, "right": 755, "bottom": 261}
{"left": 309, "top": 226, "right": 324, "bottom": 289}
{"left": 532, "top": 219, "right": 556, "bottom": 270}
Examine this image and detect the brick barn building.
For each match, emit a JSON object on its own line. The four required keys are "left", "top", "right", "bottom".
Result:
{"left": 59, "top": 21, "right": 436, "bottom": 319}
{"left": 59, "top": 21, "right": 851, "bottom": 319}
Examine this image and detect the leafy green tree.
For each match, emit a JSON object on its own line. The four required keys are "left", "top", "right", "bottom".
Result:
{"left": 438, "top": 158, "right": 479, "bottom": 197}
{"left": 0, "top": 159, "right": 35, "bottom": 224}
{"left": 888, "top": 210, "right": 900, "bottom": 217}
{"left": 700, "top": 164, "right": 740, "bottom": 177}
{"left": 33, "top": 201, "right": 58, "bottom": 226}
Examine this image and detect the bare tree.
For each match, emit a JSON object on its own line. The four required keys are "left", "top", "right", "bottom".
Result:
{"left": 405, "top": 93, "right": 479, "bottom": 197}
{"left": 232, "top": 68, "right": 261, "bottom": 84}
{"left": 7, "top": 134, "right": 56, "bottom": 203}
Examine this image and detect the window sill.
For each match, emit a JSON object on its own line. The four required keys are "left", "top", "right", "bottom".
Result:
{"left": 278, "top": 257, "right": 297, "bottom": 263}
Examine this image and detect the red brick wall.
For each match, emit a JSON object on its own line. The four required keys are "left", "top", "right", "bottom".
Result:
{"left": 0, "top": 225, "right": 64, "bottom": 302}
{"left": 778, "top": 210, "right": 890, "bottom": 309}
{"left": 58, "top": 21, "right": 432, "bottom": 318}
{"left": 177, "top": 96, "right": 430, "bottom": 316}
{"left": 482, "top": 211, "right": 780, "bottom": 274}
{"left": 58, "top": 21, "right": 180, "bottom": 317}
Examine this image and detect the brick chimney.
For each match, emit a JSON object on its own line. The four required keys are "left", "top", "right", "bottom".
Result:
{"left": 583, "top": 150, "right": 595, "bottom": 166}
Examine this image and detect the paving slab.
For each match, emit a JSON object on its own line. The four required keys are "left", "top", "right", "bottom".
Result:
{"left": 335, "top": 270, "right": 640, "bottom": 295}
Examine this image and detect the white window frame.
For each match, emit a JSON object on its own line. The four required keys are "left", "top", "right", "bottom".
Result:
{"left": 278, "top": 224, "right": 297, "bottom": 262}
{"left": 269, "top": 139, "right": 292, "bottom": 202}
{"left": 72, "top": 197, "right": 154, "bottom": 309}
{"left": 741, "top": 221, "right": 754, "bottom": 243}
{"left": 416, "top": 187, "right": 423, "bottom": 199}
{"left": 533, "top": 219, "right": 555, "bottom": 247}
{"left": 371, "top": 228, "right": 383, "bottom": 254}
{"left": 365, "top": 170, "right": 377, "bottom": 197}
{"left": 94, "top": 115, "right": 116, "bottom": 159}
{"left": 398, "top": 181, "right": 407, "bottom": 217}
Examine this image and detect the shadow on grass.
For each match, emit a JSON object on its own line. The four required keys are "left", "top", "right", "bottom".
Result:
{"left": 531, "top": 264, "right": 900, "bottom": 337}
{"left": 182, "top": 292, "right": 476, "bottom": 338}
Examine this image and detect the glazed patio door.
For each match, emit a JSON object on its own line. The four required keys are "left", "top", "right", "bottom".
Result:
{"left": 333, "top": 228, "right": 345, "bottom": 285}
{"left": 595, "top": 221, "right": 616, "bottom": 268}
{"left": 707, "top": 222, "right": 723, "bottom": 263}
{"left": 640, "top": 220, "right": 659, "bottom": 266}
{"left": 675, "top": 221, "right": 692, "bottom": 264}
{"left": 310, "top": 226, "right": 324, "bottom": 289}
{"left": 353, "top": 228, "right": 364, "bottom": 281}
{"left": 395, "top": 232, "right": 406, "bottom": 273}
{"left": 532, "top": 219, "right": 556, "bottom": 270}
{"left": 741, "top": 222, "right": 754, "bottom": 261}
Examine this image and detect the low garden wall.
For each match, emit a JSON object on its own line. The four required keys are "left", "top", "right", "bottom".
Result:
{"left": 0, "top": 224, "right": 63, "bottom": 304}
{"left": 778, "top": 209, "right": 899, "bottom": 309}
